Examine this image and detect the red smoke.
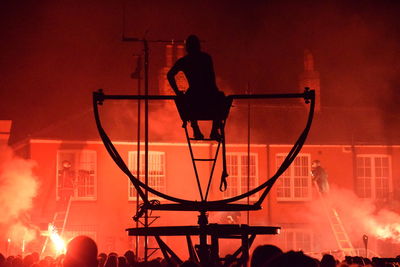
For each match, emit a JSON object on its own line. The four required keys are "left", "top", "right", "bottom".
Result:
{"left": 0, "top": 147, "right": 39, "bottom": 249}
{"left": 306, "top": 185, "right": 400, "bottom": 256}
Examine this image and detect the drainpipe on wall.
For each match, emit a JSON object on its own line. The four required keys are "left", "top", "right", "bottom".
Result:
{"left": 266, "top": 144, "right": 272, "bottom": 225}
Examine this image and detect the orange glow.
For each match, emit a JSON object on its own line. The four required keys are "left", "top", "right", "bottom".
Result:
{"left": 365, "top": 219, "right": 400, "bottom": 243}
{"left": 374, "top": 223, "right": 400, "bottom": 242}
{"left": 48, "top": 224, "right": 66, "bottom": 255}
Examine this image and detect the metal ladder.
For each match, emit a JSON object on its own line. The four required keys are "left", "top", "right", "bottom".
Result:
{"left": 315, "top": 182, "right": 355, "bottom": 257}
{"left": 41, "top": 196, "right": 73, "bottom": 256}
{"left": 183, "top": 119, "right": 227, "bottom": 202}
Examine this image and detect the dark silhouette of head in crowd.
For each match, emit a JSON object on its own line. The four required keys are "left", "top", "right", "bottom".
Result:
{"left": 11, "top": 256, "right": 23, "bottom": 267}
{"left": 64, "top": 235, "right": 98, "bottom": 267}
{"left": 0, "top": 253, "right": 5, "bottom": 266}
{"left": 98, "top": 252, "right": 107, "bottom": 267}
{"left": 124, "top": 250, "right": 136, "bottom": 266}
{"left": 104, "top": 254, "right": 118, "bottom": 267}
{"left": 118, "top": 256, "right": 128, "bottom": 267}
{"left": 320, "top": 254, "right": 336, "bottom": 267}
{"left": 23, "top": 254, "right": 35, "bottom": 266}
{"left": 250, "top": 244, "right": 283, "bottom": 267}
{"left": 268, "top": 250, "right": 319, "bottom": 267}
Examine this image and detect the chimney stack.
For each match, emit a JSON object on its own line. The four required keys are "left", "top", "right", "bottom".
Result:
{"left": 165, "top": 44, "right": 173, "bottom": 68}
{"left": 0, "top": 120, "right": 12, "bottom": 146}
{"left": 176, "top": 44, "right": 185, "bottom": 59}
{"left": 299, "top": 49, "right": 321, "bottom": 111}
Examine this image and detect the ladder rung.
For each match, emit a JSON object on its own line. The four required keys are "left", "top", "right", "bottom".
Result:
{"left": 189, "top": 138, "right": 219, "bottom": 141}
{"left": 193, "top": 158, "right": 215, "bottom": 161}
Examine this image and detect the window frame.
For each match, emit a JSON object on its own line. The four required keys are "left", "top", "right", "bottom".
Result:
{"left": 223, "top": 152, "right": 259, "bottom": 201}
{"left": 56, "top": 150, "right": 97, "bottom": 201}
{"left": 63, "top": 225, "right": 97, "bottom": 242}
{"left": 128, "top": 151, "right": 166, "bottom": 201}
{"left": 275, "top": 153, "right": 312, "bottom": 201}
{"left": 356, "top": 154, "right": 392, "bottom": 200}
{"left": 278, "top": 227, "right": 314, "bottom": 253}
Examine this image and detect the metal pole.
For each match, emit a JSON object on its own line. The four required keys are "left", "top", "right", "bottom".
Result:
{"left": 144, "top": 39, "right": 149, "bottom": 262}
{"left": 121, "top": 37, "right": 186, "bottom": 261}
{"left": 247, "top": 86, "right": 251, "bottom": 225}
{"left": 135, "top": 55, "right": 142, "bottom": 259}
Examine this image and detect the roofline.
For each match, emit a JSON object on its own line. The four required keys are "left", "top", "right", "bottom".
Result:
{"left": 270, "top": 144, "right": 400, "bottom": 148}
{"left": 28, "top": 139, "right": 400, "bottom": 148}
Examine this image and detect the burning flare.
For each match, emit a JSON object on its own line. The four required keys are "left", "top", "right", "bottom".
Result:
{"left": 48, "top": 223, "right": 66, "bottom": 255}
{"left": 365, "top": 219, "right": 400, "bottom": 243}
{"left": 375, "top": 223, "right": 400, "bottom": 242}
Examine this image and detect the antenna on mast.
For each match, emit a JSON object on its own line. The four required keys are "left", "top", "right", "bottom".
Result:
{"left": 122, "top": 0, "right": 126, "bottom": 40}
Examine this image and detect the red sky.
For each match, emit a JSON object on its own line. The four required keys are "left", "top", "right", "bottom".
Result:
{"left": 1, "top": 0, "right": 400, "bottom": 144}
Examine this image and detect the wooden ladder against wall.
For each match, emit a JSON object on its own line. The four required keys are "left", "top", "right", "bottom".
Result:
{"left": 40, "top": 196, "right": 73, "bottom": 256}
{"left": 314, "top": 182, "right": 355, "bottom": 257}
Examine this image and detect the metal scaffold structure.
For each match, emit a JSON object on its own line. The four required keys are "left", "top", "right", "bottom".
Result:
{"left": 92, "top": 37, "right": 316, "bottom": 266}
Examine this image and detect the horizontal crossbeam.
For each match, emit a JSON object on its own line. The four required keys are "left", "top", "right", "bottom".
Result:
{"left": 94, "top": 88, "right": 313, "bottom": 104}
{"left": 126, "top": 224, "right": 280, "bottom": 237}
{"left": 143, "top": 202, "right": 262, "bottom": 212}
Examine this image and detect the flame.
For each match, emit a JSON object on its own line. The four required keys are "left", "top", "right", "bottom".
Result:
{"left": 375, "top": 223, "right": 400, "bottom": 242}
{"left": 48, "top": 224, "right": 66, "bottom": 255}
{"left": 366, "top": 219, "right": 400, "bottom": 243}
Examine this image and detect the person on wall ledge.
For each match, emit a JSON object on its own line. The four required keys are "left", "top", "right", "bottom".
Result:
{"left": 167, "top": 34, "right": 225, "bottom": 140}
{"left": 311, "top": 160, "right": 329, "bottom": 194}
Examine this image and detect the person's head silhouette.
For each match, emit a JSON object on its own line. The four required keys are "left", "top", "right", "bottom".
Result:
{"left": 64, "top": 235, "right": 98, "bottom": 267}
{"left": 185, "top": 35, "right": 201, "bottom": 54}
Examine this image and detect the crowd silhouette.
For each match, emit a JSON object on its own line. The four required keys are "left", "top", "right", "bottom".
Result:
{"left": 1, "top": 235, "right": 399, "bottom": 267}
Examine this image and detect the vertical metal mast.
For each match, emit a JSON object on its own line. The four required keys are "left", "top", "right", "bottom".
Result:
{"left": 135, "top": 55, "right": 142, "bottom": 259}
{"left": 143, "top": 39, "right": 150, "bottom": 262}
{"left": 247, "top": 87, "right": 251, "bottom": 226}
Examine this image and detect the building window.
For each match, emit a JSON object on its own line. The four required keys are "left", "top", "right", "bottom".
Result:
{"left": 128, "top": 151, "right": 166, "bottom": 200}
{"left": 57, "top": 150, "right": 97, "bottom": 200}
{"left": 223, "top": 153, "right": 258, "bottom": 200}
{"left": 63, "top": 225, "right": 97, "bottom": 245}
{"left": 278, "top": 228, "right": 313, "bottom": 253}
{"left": 356, "top": 155, "right": 391, "bottom": 199}
{"left": 276, "top": 154, "right": 311, "bottom": 201}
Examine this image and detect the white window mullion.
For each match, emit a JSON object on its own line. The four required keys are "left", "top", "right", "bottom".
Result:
{"left": 224, "top": 152, "right": 258, "bottom": 200}
{"left": 356, "top": 155, "right": 391, "bottom": 200}
{"left": 57, "top": 150, "right": 97, "bottom": 201}
{"left": 276, "top": 154, "right": 311, "bottom": 201}
{"left": 128, "top": 151, "right": 166, "bottom": 201}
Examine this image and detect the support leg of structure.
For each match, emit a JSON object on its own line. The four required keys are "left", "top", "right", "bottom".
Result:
{"left": 211, "top": 234, "right": 219, "bottom": 264}
{"left": 155, "top": 235, "right": 183, "bottom": 265}
{"left": 241, "top": 233, "right": 249, "bottom": 267}
{"left": 197, "top": 211, "right": 210, "bottom": 266}
{"left": 186, "top": 235, "right": 199, "bottom": 263}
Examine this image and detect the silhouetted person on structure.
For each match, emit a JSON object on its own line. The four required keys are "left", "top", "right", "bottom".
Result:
{"left": 167, "top": 34, "right": 225, "bottom": 140}
{"left": 311, "top": 160, "right": 329, "bottom": 194}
